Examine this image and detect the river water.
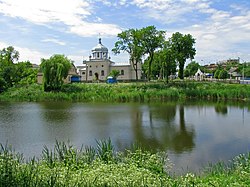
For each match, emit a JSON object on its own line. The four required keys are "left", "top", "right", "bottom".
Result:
{"left": 0, "top": 101, "right": 249, "bottom": 174}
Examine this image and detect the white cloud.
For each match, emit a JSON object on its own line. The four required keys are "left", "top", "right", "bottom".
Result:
{"left": 0, "top": 41, "right": 50, "bottom": 64}
{"left": 131, "top": 0, "right": 212, "bottom": 24}
{"left": 69, "top": 22, "right": 122, "bottom": 37}
{"left": 42, "top": 38, "right": 66, "bottom": 46}
{"left": 131, "top": 0, "right": 250, "bottom": 63}
{"left": 0, "top": 0, "right": 122, "bottom": 37}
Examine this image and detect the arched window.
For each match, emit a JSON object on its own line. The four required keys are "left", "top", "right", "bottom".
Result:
{"left": 89, "top": 70, "right": 92, "bottom": 76}
{"left": 121, "top": 70, "right": 124, "bottom": 75}
{"left": 101, "top": 70, "right": 105, "bottom": 76}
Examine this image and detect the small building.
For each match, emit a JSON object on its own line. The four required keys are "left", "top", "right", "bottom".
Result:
{"left": 195, "top": 68, "right": 205, "bottom": 81}
{"left": 79, "top": 38, "right": 142, "bottom": 82}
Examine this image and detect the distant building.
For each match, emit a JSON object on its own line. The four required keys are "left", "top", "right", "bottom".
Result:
{"left": 78, "top": 38, "right": 142, "bottom": 82}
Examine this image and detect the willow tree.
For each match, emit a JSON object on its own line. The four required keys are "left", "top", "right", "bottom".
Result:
{"left": 40, "top": 54, "right": 72, "bottom": 92}
{"left": 169, "top": 32, "right": 196, "bottom": 79}
{"left": 112, "top": 28, "right": 143, "bottom": 80}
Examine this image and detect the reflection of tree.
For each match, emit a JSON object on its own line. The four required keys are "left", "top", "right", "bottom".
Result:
{"left": 131, "top": 104, "right": 195, "bottom": 154}
{"left": 40, "top": 102, "right": 73, "bottom": 124}
{"left": 172, "top": 105, "right": 195, "bottom": 153}
{"left": 215, "top": 105, "right": 228, "bottom": 115}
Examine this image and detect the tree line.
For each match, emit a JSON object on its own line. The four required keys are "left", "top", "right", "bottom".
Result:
{"left": 0, "top": 46, "right": 38, "bottom": 92}
{"left": 0, "top": 25, "right": 196, "bottom": 92}
{"left": 112, "top": 25, "right": 196, "bottom": 82}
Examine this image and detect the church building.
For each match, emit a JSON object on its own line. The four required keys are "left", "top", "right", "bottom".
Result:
{"left": 78, "top": 38, "right": 142, "bottom": 82}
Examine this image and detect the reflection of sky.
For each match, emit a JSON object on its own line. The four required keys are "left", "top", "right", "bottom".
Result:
{"left": 0, "top": 102, "right": 249, "bottom": 174}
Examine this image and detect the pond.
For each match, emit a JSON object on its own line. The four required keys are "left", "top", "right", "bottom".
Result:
{"left": 0, "top": 101, "right": 249, "bottom": 174}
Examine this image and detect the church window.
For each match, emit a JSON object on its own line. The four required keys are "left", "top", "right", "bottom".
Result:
{"left": 121, "top": 70, "right": 124, "bottom": 75}
{"left": 89, "top": 70, "right": 92, "bottom": 76}
{"left": 97, "top": 52, "right": 99, "bottom": 58}
{"left": 101, "top": 70, "right": 105, "bottom": 76}
{"left": 82, "top": 72, "right": 85, "bottom": 75}
{"left": 102, "top": 65, "right": 104, "bottom": 67}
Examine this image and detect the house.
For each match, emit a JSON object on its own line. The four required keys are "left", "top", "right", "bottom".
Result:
{"left": 78, "top": 38, "right": 142, "bottom": 82}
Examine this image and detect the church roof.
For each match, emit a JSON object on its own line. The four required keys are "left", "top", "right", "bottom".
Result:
{"left": 92, "top": 38, "right": 108, "bottom": 52}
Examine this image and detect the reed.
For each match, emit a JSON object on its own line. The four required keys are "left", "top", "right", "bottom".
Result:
{"left": 0, "top": 81, "right": 250, "bottom": 102}
{"left": 0, "top": 141, "right": 250, "bottom": 186}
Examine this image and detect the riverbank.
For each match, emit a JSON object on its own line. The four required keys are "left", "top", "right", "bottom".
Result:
{"left": 0, "top": 81, "right": 250, "bottom": 102}
{"left": 0, "top": 141, "right": 249, "bottom": 186}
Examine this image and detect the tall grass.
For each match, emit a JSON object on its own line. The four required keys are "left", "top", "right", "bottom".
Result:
{"left": 0, "top": 141, "right": 250, "bottom": 186}
{"left": 0, "top": 81, "right": 250, "bottom": 102}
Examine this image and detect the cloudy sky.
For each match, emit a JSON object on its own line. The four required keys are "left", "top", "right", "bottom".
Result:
{"left": 0, "top": 0, "right": 249, "bottom": 65}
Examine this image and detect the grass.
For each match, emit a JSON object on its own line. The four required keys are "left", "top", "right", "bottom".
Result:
{"left": 0, "top": 140, "right": 250, "bottom": 186}
{"left": 0, "top": 81, "right": 250, "bottom": 102}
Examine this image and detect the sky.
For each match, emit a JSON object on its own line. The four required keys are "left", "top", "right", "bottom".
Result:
{"left": 0, "top": 0, "right": 250, "bottom": 66}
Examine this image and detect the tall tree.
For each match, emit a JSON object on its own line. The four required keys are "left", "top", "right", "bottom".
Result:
{"left": 162, "top": 42, "right": 177, "bottom": 83}
{"left": 40, "top": 54, "right": 72, "bottom": 92}
{"left": 141, "top": 26, "right": 165, "bottom": 81}
{"left": 0, "top": 46, "right": 20, "bottom": 89}
{"left": 0, "top": 46, "right": 19, "bottom": 65}
{"left": 112, "top": 28, "right": 143, "bottom": 80}
{"left": 169, "top": 32, "right": 196, "bottom": 79}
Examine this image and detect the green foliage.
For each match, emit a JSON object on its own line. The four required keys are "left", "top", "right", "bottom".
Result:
{"left": 0, "top": 141, "right": 170, "bottom": 186}
{"left": 1, "top": 141, "right": 250, "bottom": 186}
{"left": 214, "top": 69, "right": 220, "bottom": 79}
{"left": 112, "top": 28, "right": 144, "bottom": 80}
{"left": 141, "top": 26, "right": 166, "bottom": 81}
{"left": 1, "top": 82, "right": 250, "bottom": 103}
{"left": 242, "top": 63, "right": 250, "bottom": 78}
{"left": 0, "top": 46, "right": 37, "bottom": 91}
{"left": 143, "top": 44, "right": 177, "bottom": 81}
{"left": 184, "top": 61, "right": 200, "bottom": 77}
{"left": 40, "top": 54, "right": 72, "bottom": 92}
{"left": 108, "top": 69, "right": 120, "bottom": 79}
{"left": 219, "top": 69, "right": 228, "bottom": 79}
{"left": 169, "top": 32, "right": 196, "bottom": 79}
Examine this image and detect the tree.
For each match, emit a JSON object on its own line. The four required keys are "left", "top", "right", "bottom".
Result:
{"left": 0, "top": 46, "right": 20, "bottom": 89}
{"left": 141, "top": 26, "right": 165, "bottom": 81}
{"left": 219, "top": 69, "right": 228, "bottom": 79}
{"left": 15, "top": 61, "right": 38, "bottom": 85}
{"left": 214, "top": 69, "right": 220, "bottom": 79}
{"left": 169, "top": 32, "right": 196, "bottom": 79}
{"left": 40, "top": 54, "right": 72, "bottom": 92}
{"left": 108, "top": 70, "right": 120, "bottom": 79}
{"left": 163, "top": 43, "right": 177, "bottom": 83}
{"left": 0, "top": 46, "right": 19, "bottom": 65}
{"left": 184, "top": 61, "right": 200, "bottom": 77}
{"left": 142, "top": 42, "right": 177, "bottom": 82}
{"left": 112, "top": 29, "right": 143, "bottom": 81}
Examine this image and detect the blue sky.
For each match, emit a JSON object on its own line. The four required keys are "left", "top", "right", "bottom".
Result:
{"left": 0, "top": 0, "right": 249, "bottom": 66}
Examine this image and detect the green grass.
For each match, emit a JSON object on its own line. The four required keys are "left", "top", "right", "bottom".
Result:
{"left": 0, "top": 81, "right": 250, "bottom": 102}
{"left": 0, "top": 141, "right": 250, "bottom": 186}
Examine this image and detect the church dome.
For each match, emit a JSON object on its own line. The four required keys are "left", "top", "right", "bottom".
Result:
{"left": 92, "top": 38, "right": 108, "bottom": 52}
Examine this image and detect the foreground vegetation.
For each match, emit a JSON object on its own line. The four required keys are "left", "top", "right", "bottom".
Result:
{"left": 1, "top": 140, "right": 250, "bottom": 187}
{"left": 0, "top": 81, "right": 250, "bottom": 102}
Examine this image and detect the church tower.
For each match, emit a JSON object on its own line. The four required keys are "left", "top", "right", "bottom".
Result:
{"left": 90, "top": 38, "right": 109, "bottom": 61}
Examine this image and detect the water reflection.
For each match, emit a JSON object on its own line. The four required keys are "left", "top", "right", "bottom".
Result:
{"left": 0, "top": 101, "right": 249, "bottom": 174}
{"left": 214, "top": 104, "right": 228, "bottom": 115}
{"left": 131, "top": 104, "right": 195, "bottom": 153}
{"left": 39, "top": 102, "right": 74, "bottom": 124}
